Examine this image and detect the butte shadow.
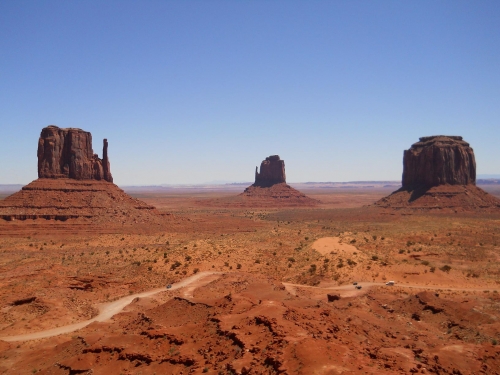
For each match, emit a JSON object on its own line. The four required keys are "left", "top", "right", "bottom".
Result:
{"left": 0, "top": 125, "right": 164, "bottom": 226}
{"left": 374, "top": 136, "right": 500, "bottom": 211}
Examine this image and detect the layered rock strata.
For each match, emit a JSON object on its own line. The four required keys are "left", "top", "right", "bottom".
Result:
{"left": 38, "top": 125, "right": 113, "bottom": 182}
{"left": 0, "top": 125, "right": 163, "bottom": 225}
{"left": 375, "top": 135, "right": 500, "bottom": 210}
{"left": 402, "top": 136, "right": 475, "bottom": 188}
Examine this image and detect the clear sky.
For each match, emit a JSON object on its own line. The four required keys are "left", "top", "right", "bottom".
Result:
{"left": 1, "top": 0, "right": 499, "bottom": 185}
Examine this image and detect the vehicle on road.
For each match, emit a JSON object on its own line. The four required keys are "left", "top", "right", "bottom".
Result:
{"left": 166, "top": 284, "right": 172, "bottom": 289}
{"left": 386, "top": 281, "right": 395, "bottom": 286}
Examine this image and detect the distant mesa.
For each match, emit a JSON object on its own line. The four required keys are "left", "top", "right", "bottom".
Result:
{"left": 0, "top": 126, "right": 162, "bottom": 225}
{"left": 375, "top": 135, "right": 500, "bottom": 210}
{"left": 239, "top": 155, "right": 317, "bottom": 206}
{"left": 38, "top": 125, "right": 112, "bottom": 182}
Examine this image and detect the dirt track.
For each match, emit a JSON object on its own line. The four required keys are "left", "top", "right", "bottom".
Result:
{"left": 0, "top": 271, "right": 222, "bottom": 342}
{"left": 2, "top": 272, "right": 499, "bottom": 343}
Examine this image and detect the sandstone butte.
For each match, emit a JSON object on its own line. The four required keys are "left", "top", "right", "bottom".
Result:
{"left": 375, "top": 135, "right": 500, "bottom": 210}
{"left": 239, "top": 155, "right": 317, "bottom": 206}
{"left": 0, "top": 125, "right": 162, "bottom": 225}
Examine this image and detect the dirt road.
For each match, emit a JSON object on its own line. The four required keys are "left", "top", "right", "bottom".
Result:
{"left": 0, "top": 271, "right": 222, "bottom": 342}
{"left": 2, "top": 272, "right": 498, "bottom": 342}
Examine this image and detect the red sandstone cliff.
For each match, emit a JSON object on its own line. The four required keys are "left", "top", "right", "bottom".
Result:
{"left": 37, "top": 125, "right": 113, "bottom": 182}
{"left": 254, "top": 155, "right": 286, "bottom": 187}
{"left": 402, "top": 136, "right": 475, "bottom": 188}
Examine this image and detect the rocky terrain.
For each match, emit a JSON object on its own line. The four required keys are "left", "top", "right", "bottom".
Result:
{"left": 0, "top": 195, "right": 499, "bottom": 374}
{"left": 0, "top": 137, "right": 500, "bottom": 374}
{"left": 375, "top": 136, "right": 500, "bottom": 211}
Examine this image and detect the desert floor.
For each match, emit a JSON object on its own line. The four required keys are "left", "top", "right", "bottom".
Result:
{"left": 0, "top": 185, "right": 499, "bottom": 374}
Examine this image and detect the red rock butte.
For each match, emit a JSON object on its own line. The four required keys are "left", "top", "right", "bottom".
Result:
{"left": 0, "top": 126, "right": 162, "bottom": 225}
{"left": 254, "top": 155, "right": 286, "bottom": 187}
{"left": 239, "top": 155, "right": 317, "bottom": 206}
{"left": 38, "top": 125, "right": 113, "bottom": 182}
{"left": 375, "top": 135, "right": 500, "bottom": 210}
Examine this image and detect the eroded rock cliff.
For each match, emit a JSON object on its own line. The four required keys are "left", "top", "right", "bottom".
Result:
{"left": 254, "top": 155, "right": 286, "bottom": 187}
{"left": 37, "top": 125, "right": 113, "bottom": 182}
{"left": 402, "top": 136, "right": 475, "bottom": 188}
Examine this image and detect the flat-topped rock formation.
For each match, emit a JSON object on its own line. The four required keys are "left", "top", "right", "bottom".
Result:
{"left": 38, "top": 125, "right": 113, "bottom": 182}
{"left": 375, "top": 136, "right": 500, "bottom": 211}
{"left": 254, "top": 155, "right": 286, "bottom": 187}
{"left": 402, "top": 135, "right": 475, "bottom": 188}
{"left": 0, "top": 126, "right": 163, "bottom": 225}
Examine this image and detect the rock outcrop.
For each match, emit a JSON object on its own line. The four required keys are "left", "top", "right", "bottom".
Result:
{"left": 37, "top": 126, "right": 113, "bottom": 182}
{"left": 254, "top": 155, "right": 286, "bottom": 187}
{"left": 402, "top": 136, "right": 475, "bottom": 188}
{"left": 374, "top": 136, "right": 500, "bottom": 211}
{"left": 0, "top": 126, "right": 165, "bottom": 226}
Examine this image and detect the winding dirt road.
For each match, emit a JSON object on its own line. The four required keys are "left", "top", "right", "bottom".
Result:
{"left": 1, "top": 272, "right": 498, "bottom": 342}
{"left": 0, "top": 271, "right": 222, "bottom": 342}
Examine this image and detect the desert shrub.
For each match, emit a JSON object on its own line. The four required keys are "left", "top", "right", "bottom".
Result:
{"left": 350, "top": 239, "right": 356, "bottom": 244}
{"left": 440, "top": 265, "right": 452, "bottom": 273}
{"left": 372, "top": 235, "right": 377, "bottom": 240}
{"left": 185, "top": 255, "right": 192, "bottom": 261}
{"left": 288, "top": 257, "right": 296, "bottom": 263}
{"left": 430, "top": 267, "right": 436, "bottom": 273}
{"left": 224, "top": 262, "right": 229, "bottom": 267}
{"left": 371, "top": 255, "right": 379, "bottom": 261}
{"left": 147, "top": 266, "right": 152, "bottom": 271}
{"left": 255, "top": 259, "right": 260, "bottom": 264}
{"left": 399, "top": 249, "right": 405, "bottom": 254}
{"left": 193, "top": 268, "right": 199, "bottom": 274}
{"left": 309, "top": 264, "right": 317, "bottom": 274}
{"left": 421, "top": 260, "right": 430, "bottom": 266}
{"left": 305, "top": 237, "right": 309, "bottom": 240}
{"left": 163, "top": 252, "right": 167, "bottom": 258}
{"left": 236, "top": 264, "right": 241, "bottom": 269}
{"left": 170, "top": 261, "right": 182, "bottom": 270}
{"left": 347, "top": 259, "right": 357, "bottom": 266}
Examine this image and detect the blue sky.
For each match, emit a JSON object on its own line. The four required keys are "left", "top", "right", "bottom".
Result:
{"left": 1, "top": 0, "right": 499, "bottom": 185}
